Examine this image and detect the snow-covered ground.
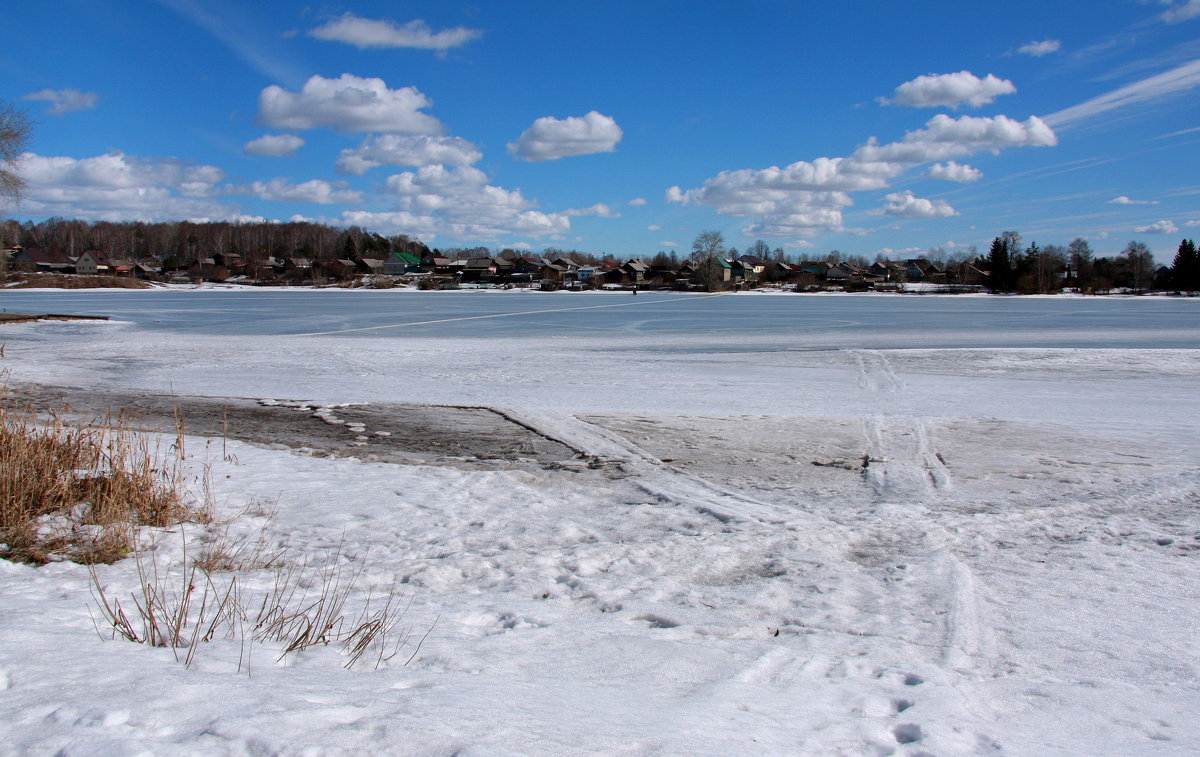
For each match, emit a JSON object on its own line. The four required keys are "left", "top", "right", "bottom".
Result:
{"left": 1, "top": 291, "right": 1198, "bottom": 755}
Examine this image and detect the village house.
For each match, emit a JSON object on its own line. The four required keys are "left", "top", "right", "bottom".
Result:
{"left": 73, "top": 251, "right": 111, "bottom": 275}
{"left": 188, "top": 257, "right": 230, "bottom": 282}
{"left": 13, "top": 248, "right": 74, "bottom": 273}
{"left": 384, "top": 252, "right": 421, "bottom": 275}
{"left": 319, "top": 258, "right": 359, "bottom": 281}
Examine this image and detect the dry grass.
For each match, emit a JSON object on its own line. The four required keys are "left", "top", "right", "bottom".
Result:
{"left": 0, "top": 402, "right": 188, "bottom": 564}
{"left": 193, "top": 500, "right": 289, "bottom": 573}
{"left": 90, "top": 542, "right": 424, "bottom": 671}
{"left": 7, "top": 274, "right": 152, "bottom": 289}
{"left": 2, "top": 375, "right": 429, "bottom": 670}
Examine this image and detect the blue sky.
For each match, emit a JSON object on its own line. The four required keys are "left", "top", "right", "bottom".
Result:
{"left": 4, "top": 0, "right": 1198, "bottom": 262}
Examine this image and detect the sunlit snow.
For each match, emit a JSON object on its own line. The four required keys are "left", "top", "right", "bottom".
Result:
{"left": 1, "top": 289, "right": 1197, "bottom": 755}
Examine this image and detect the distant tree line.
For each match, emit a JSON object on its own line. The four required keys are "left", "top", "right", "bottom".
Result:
{"left": 0, "top": 217, "right": 656, "bottom": 270}
{"left": 985, "top": 231, "right": 1196, "bottom": 293}
{"left": 2, "top": 216, "right": 1197, "bottom": 293}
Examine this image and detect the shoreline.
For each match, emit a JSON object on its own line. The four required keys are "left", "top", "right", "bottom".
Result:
{"left": 3, "top": 280, "right": 1195, "bottom": 299}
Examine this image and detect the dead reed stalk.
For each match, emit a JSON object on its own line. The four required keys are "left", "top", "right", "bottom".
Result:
{"left": 0, "top": 401, "right": 188, "bottom": 564}
{"left": 90, "top": 544, "right": 417, "bottom": 671}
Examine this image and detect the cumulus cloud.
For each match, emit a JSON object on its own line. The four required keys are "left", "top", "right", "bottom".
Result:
{"left": 22, "top": 88, "right": 98, "bottom": 115}
{"left": 668, "top": 113, "right": 1055, "bottom": 238}
{"left": 1016, "top": 39, "right": 1061, "bottom": 57}
{"left": 356, "top": 164, "right": 571, "bottom": 241}
{"left": 257, "top": 74, "right": 442, "bottom": 134}
{"left": 1159, "top": 0, "right": 1200, "bottom": 23}
{"left": 628, "top": 197, "right": 648, "bottom": 206}
{"left": 335, "top": 135, "right": 480, "bottom": 175}
{"left": 17, "top": 151, "right": 234, "bottom": 221}
{"left": 1045, "top": 59, "right": 1200, "bottom": 128}
{"left": 1134, "top": 219, "right": 1179, "bottom": 233}
{"left": 244, "top": 134, "right": 305, "bottom": 157}
{"left": 926, "top": 161, "right": 983, "bottom": 182}
{"left": 852, "top": 114, "right": 1057, "bottom": 164}
{"left": 564, "top": 203, "right": 619, "bottom": 218}
{"left": 1184, "top": 219, "right": 1200, "bottom": 227}
{"left": 872, "top": 190, "right": 958, "bottom": 218}
{"left": 507, "top": 111, "right": 622, "bottom": 162}
{"left": 308, "top": 14, "right": 482, "bottom": 50}
{"left": 1108, "top": 195, "right": 1158, "bottom": 205}
{"left": 245, "top": 178, "right": 362, "bottom": 204}
{"left": 382, "top": 165, "right": 489, "bottom": 196}
{"left": 881, "top": 71, "right": 1017, "bottom": 109}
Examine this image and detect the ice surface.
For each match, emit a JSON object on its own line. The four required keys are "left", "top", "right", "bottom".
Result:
{"left": 1, "top": 290, "right": 1198, "bottom": 755}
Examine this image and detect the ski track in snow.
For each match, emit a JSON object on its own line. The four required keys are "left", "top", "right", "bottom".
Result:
{"left": 494, "top": 353, "right": 1000, "bottom": 754}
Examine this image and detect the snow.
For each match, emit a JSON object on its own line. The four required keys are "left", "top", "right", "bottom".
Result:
{"left": 1, "top": 290, "right": 1199, "bottom": 755}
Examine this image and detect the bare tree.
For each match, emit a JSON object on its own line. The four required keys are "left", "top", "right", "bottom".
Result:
{"left": 1, "top": 101, "right": 32, "bottom": 208}
{"left": 690, "top": 230, "right": 726, "bottom": 291}
{"left": 1121, "top": 240, "right": 1154, "bottom": 290}
{"left": 1067, "top": 237, "right": 1094, "bottom": 290}
{"left": 745, "top": 239, "right": 771, "bottom": 260}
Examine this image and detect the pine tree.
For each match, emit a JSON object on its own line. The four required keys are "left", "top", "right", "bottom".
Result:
{"left": 1171, "top": 238, "right": 1198, "bottom": 291}
{"left": 986, "top": 232, "right": 1020, "bottom": 292}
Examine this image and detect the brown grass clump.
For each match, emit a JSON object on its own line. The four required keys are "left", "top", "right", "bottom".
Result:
{"left": 0, "top": 404, "right": 187, "bottom": 564}
{"left": 90, "top": 543, "right": 426, "bottom": 671}
{"left": 8, "top": 274, "right": 151, "bottom": 289}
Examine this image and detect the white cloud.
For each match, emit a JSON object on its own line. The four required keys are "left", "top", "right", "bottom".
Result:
{"left": 507, "top": 111, "right": 623, "bottom": 162}
{"left": 926, "top": 161, "right": 983, "bottom": 182}
{"left": 785, "top": 240, "right": 816, "bottom": 250}
{"left": 1134, "top": 219, "right": 1179, "bottom": 233}
{"left": 257, "top": 74, "right": 442, "bottom": 134}
{"left": 872, "top": 190, "right": 958, "bottom": 218}
{"left": 1045, "top": 59, "right": 1200, "bottom": 128}
{"left": 1184, "top": 219, "right": 1200, "bottom": 227}
{"left": 647, "top": 224, "right": 661, "bottom": 231}
{"left": 17, "top": 151, "right": 234, "bottom": 221}
{"left": 668, "top": 171, "right": 856, "bottom": 237}
{"left": 335, "top": 135, "right": 480, "bottom": 175}
{"left": 852, "top": 114, "right": 1057, "bottom": 164}
{"left": 668, "top": 113, "right": 1054, "bottom": 238}
{"left": 1017, "top": 39, "right": 1062, "bottom": 57}
{"left": 564, "top": 203, "right": 619, "bottom": 218}
{"left": 246, "top": 178, "right": 362, "bottom": 204}
{"left": 881, "top": 71, "right": 1017, "bottom": 109}
{"left": 308, "top": 14, "right": 482, "bottom": 50}
{"left": 658, "top": 241, "right": 679, "bottom": 247}
{"left": 1108, "top": 195, "right": 1159, "bottom": 205}
{"left": 383, "top": 165, "right": 489, "bottom": 196}
{"left": 244, "top": 134, "right": 305, "bottom": 157}
{"left": 22, "top": 88, "right": 98, "bottom": 116}
{"left": 1160, "top": 0, "right": 1200, "bottom": 23}
{"left": 356, "top": 165, "right": 571, "bottom": 241}
{"left": 628, "top": 197, "right": 648, "bottom": 206}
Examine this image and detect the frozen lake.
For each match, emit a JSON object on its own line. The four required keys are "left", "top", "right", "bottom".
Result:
{"left": 1, "top": 289, "right": 1198, "bottom": 349}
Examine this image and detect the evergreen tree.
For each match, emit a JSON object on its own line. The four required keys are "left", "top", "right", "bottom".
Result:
{"left": 986, "top": 232, "right": 1020, "bottom": 291}
{"left": 1170, "top": 238, "right": 1198, "bottom": 291}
